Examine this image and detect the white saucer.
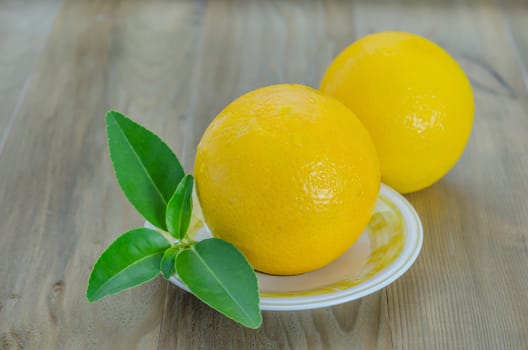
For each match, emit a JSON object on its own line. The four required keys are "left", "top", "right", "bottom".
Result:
{"left": 150, "top": 183, "right": 423, "bottom": 311}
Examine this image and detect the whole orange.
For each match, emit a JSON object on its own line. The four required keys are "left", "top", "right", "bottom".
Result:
{"left": 194, "top": 84, "right": 380, "bottom": 275}
{"left": 321, "top": 32, "right": 474, "bottom": 193}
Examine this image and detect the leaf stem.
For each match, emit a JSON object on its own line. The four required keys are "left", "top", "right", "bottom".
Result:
{"left": 157, "top": 229, "right": 178, "bottom": 245}
{"left": 156, "top": 228, "right": 196, "bottom": 248}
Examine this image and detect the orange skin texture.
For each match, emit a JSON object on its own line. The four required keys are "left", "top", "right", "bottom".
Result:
{"left": 195, "top": 84, "right": 380, "bottom": 275}
{"left": 321, "top": 32, "right": 474, "bottom": 193}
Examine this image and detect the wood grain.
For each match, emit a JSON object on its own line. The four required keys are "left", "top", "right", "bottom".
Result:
{"left": 0, "top": 0, "right": 61, "bottom": 151}
{"left": 157, "top": 1, "right": 394, "bottom": 348}
{"left": 0, "top": 0, "right": 200, "bottom": 348}
{"left": 352, "top": 0, "right": 528, "bottom": 98}
{"left": 395, "top": 98, "right": 528, "bottom": 350}
{"left": 500, "top": 0, "right": 528, "bottom": 92}
{"left": 349, "top": 1, "right": 528, "bottom": 348}
{"left": 1, "top": 0, "right": 527, "bottom": 349}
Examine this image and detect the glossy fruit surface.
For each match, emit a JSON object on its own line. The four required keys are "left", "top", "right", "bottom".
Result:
{"left": 321, "top": 32, "right": 474, "bottom": 193}
{"left": 195, "top": 84, "right": 380, "bottom": 275}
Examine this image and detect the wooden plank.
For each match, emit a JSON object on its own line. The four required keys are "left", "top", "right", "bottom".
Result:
{"left": 0, "top": 0, "right": 61, "bottom": 152}
{"left": 0, "top": 0, "right": 204, "bottom": 348}
{"left": 158, "top": 1, "right": 393, "bottom": 348}
{"left": 352, "top": 0, "right": 527, "bottom": 98}
{"left": 184, "top": 0, "right": 343, "bottom": 151}
{"left": 161, "top": 285, "right": 393, "bottom": 349}
{"left": 350, "top": 0, "right": 528, "bottom": 348}
{"left": 401, "top": 96, "right": 528, "bottom": 350}
{"left": 2, "top": 0, "right": 527, "bottom": 348}
{"left": 499, "top": 0, "right": 528, "bottom": 94}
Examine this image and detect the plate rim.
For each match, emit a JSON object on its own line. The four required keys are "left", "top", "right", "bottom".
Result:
{"left": 163, "top": 183, "right": 423, "bottom": 311}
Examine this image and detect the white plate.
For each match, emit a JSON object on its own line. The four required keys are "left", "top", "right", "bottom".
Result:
{"left": 149, "top": 183, "right": 423, "bottom": 311}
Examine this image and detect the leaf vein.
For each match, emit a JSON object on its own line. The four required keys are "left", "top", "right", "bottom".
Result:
{"left": 91, "top": 251, "right": 163, "bottom": 299}
{"left": 111, "top": 116, "right": 168, "bottom": 206}
{"left": 190, "top": 246, "right": 257, "bottom": 322}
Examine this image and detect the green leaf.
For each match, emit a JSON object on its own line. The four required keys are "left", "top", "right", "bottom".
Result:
{"left": 160, "top": 246, "right": 182, "bottom": 279}
{"left": 87, "top": 228, "right": 170, "bottom": 302}
{"left": 105, "top": 110, "right": 185, "bottom": 230}
{"left": 176, "top": 238, "right": 262, "bottom": 329}
{"left": 166, "top": 175, "right": 194, "bottom": 239}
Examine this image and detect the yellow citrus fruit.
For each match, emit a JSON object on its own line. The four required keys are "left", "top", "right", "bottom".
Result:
{"left": 194, "top": 84, "right": 380, "bottom": 275}
{"left": 321, "top": 32, "right": 474, "bottom": 193}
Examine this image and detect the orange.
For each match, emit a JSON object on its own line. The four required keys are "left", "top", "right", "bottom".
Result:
{"left": 321, "top": 32, "right": 474, "bottom": 193}
{"left": 194, "top": 84, "right": 380, "bottom": 275}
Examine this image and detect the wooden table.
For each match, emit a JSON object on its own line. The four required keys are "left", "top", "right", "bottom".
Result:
{"left": 1, "top": 1, "right": 527, "bottom": 349}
